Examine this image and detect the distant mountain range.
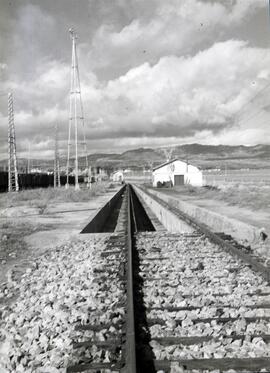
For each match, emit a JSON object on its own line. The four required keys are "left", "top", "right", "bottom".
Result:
{"left": 1, "top": 144, "right": 270, "bottom": 171}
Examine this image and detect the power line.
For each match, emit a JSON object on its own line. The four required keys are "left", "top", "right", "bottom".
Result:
{"left": 237, "top": 105, "right": 269, "bottom": 126}
{"left": 232, "top": 81, "right": 270, "bottom": 120}
{"left": 54, "top": 123, "right": 60, "bottom": 188}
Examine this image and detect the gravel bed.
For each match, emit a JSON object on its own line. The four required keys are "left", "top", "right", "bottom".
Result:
{"left": 148, "top": 307, "right": 270, "bottom": 323}
{"left": 150, "top": 336, "right": 270, "bottom": 359}
{"left": 0, "top": 233, "right": 126, "bottom": 372}
{"left": 136, "top": 232, "right": 270, "bottom": 363}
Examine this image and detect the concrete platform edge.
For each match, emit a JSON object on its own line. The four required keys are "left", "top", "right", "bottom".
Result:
{"left": 135, "top": 185, "right": 263, "bottom": 245}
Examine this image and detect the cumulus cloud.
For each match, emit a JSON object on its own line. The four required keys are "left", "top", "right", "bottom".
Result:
{"left": 0, "top": 0, "right": 269, "bottom": 159}
{"left": 87, "top": 0, "right": 266, "bottom": 76}
{"left": 1, "top": 38, "right": 270, "bottom": 158}
{"left": 82, "top": 40, "right": 270, "bottom": 141}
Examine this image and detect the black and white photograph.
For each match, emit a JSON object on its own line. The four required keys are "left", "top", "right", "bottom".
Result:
{"left": 0, "top": 0, "right": 270, "bottom": 372}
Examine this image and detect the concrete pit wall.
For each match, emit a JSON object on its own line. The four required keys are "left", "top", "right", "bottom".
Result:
{"left": 136, "top": 187, "right": 260, "bottom": 244}
{"left": 81, "top": 185, "right": 126, "bottom": 233}
{"left": 133, "top": 185, "right": 194, "bottom": 233}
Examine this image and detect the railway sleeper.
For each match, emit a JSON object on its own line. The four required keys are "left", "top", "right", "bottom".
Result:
{"left": 152, "top": 357, "right": 270, "bottom": 372}
{"left": 151, "top": 334, "right": 270, "bottom": 345}
{"left": 147, "top": 304, "right": 270, "bottom": 312}
{"left": 147, "top": 316, "right": 270, "bottom": 326}
{"left": 67, "top": 360, "right": 124, "bottom": 373}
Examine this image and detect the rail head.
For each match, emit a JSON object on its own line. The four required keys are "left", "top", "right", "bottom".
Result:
{"left": 122, "top": 184, "right": 137, "bottom": 372}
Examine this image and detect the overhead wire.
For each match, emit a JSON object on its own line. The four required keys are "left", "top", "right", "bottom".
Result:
{"left": 237, "top": 104, "right": 270, "bottom": 126}
{"left": 236, "top": 43, "right": 270, "bottom": 111}
{"left": 232, "top": 80, "right": 270, "bottom": 121}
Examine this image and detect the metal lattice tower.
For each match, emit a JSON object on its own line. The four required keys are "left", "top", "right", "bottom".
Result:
{"left": 54, "top": 123, "right": 61, "bottom": 188}
{"left": 8, "top": 92, "right": 19, "bottom": 192}
{"left": 66, "top": 28, "right": 88, "bottom": 190}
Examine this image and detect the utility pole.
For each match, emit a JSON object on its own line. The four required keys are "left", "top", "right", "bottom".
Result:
{"left": 161, "top": 147, "right": 174, "bottom": 162}
{"left": 8, "top": 92, "right": 19, "bottom": 192}
{"left": 27, "top": 143, "right": 31, "bottom": 173}
{"left": 186, "top": 155, "right": 189, "bottom": 173}
{"left": 66, "top": 28, "right": 88, "bottom": 191}
{"left": 147, "top": 160, "right": 154, "bottom": 183}
{"left": 54, "top": 123, "right": 61, "bottom": 188}
{"left": 87, "top": 165, "right": 92, "bottom": 189}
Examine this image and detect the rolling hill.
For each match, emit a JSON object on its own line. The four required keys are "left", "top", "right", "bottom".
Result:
{"left": 0, "top": 144, "right": 270, "bottom": 171}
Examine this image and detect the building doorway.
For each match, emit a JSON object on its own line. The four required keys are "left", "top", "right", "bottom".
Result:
{"left": 174, "top": 174, "right": 184, "bottom": 185}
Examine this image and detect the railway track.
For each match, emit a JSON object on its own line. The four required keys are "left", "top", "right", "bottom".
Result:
{"left": 68, "top": 184, "right": 270, "bottom": 373}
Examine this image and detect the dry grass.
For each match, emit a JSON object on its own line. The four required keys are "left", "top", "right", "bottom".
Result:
{"left": 0, "top": 220, "right": 54, "bottom": 263}
{"left": 177, "top": 182, "right": 270, "bottom": 211}
{"left": 0, "top": 182, "right": 113, "bottom": 212}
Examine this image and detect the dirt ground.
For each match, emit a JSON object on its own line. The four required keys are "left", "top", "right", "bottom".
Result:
{"left": 0, "top": 185, "right": 119, "bottom": 287}
{"left": 146, "top": 184, "right": 270, "bottom": 233}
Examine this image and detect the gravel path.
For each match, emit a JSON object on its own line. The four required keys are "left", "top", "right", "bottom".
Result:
{"left": 0, "top": 233, "right": 126, "bottom": 373}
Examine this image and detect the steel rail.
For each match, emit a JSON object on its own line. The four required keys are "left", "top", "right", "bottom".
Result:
{"left": 129, "top": 185, "right": 138, "bottom": 233}
{"left": 122, "top": 184, "right": 137, "bottom": 372}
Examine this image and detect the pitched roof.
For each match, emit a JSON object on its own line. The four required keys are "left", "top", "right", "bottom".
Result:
{"left": 153, "top": 158, "right": 180, "bottom": 171}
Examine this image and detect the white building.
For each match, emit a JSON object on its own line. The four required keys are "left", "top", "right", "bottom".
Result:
{"left": 30, "top": 168, "right": 42, "bottom": 174}
{"left": 153, "top": 159, "right": 203, "bottom": 187}
{"left": 111, "top": 170, "right": 124, "bottom": 182}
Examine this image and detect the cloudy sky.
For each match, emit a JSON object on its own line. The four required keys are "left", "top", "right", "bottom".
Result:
{"left": 0, "top": 0, "right": 270, "bottom": 159}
